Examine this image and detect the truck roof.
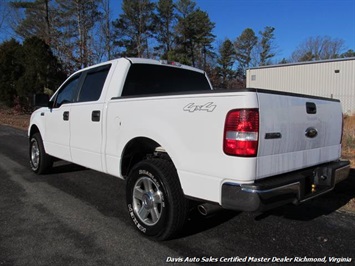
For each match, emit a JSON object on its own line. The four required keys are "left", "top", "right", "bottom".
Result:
{"left": 126, "top": 57, "right": 205, "bottom": 74}
{"left": 72, "top": 57, "right": 205, "bottom": 76}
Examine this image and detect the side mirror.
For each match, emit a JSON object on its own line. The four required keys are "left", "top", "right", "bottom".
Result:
{"left": 48, "top": 100, "right": 55, "bottom": 109}
{"left": 33, "top": 93, "right": 49, "bottom": 108}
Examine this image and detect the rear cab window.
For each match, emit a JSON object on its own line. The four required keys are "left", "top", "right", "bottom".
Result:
{"left": 122, "top": 64, "right": 211, "bottom": 97}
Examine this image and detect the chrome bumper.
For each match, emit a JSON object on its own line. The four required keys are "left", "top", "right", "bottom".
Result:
{"left": 221, "top": 160, "right": 351, "bottom": 212}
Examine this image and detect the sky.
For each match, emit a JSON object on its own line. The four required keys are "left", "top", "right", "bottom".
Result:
{"left": 1, "top": 0, "right": 354, "bottom": 62}
{"left": 191, "top": 0, "right": 355, "bottom": 61}
{"left": 111, "top": 0, "right": 355, "bottom": 61}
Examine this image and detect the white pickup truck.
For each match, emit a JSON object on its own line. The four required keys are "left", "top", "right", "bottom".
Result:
{"left": 29, "top": 58, "right": 350, "bottom": 240}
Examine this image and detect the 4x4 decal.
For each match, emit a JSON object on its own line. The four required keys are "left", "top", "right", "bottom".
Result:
{"left": 183, "top": 102, "right": 217, "bottom": 112}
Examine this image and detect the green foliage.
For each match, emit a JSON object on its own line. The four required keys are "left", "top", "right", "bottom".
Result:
{"left": 17, "top": 37, "right": 66, "bottom": 95}
{"left": 175, "top": 0, "right": 196, "bottom": 18}
{"left": 216, "top": 39, "right": 236, "bottom": 88}
{"left": 173, "top": 4, "right": 215, "bottom": 68}
{"left": 259, "top": 26, "right": 275, "bottom": 66}
{"left": 0, "top": 37, "right": 65, "bottom": 109}
{"left": 341, "top": 49, "right": 355, "bottom": 58}
{"left": 234, "top": 28, "right": 257, "bottom": 72}
{"left": 113, "top": 0, "right": 156, "bottom": 57}
{"left": 155, "top": 0, "right": 176, "bottom": 59}
{"left": 0, "top": 39, "right": 23, "bottom": 107}
{"left": 5, "top": 0, "right": 299, "bottom": 94}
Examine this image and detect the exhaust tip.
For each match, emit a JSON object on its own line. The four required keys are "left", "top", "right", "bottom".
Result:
{"left": 197, "top": 203, "right": 223, "bottom": 216}
{"left": 197, "top": 204, "right": 208, "bottom": 216}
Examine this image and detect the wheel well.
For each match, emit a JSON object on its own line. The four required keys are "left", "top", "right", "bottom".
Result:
{"left": 121, "top": 137, "right": 170, "bottom": 178}
{"left": 29, "top": 125, "right": 40, "bottom": 139}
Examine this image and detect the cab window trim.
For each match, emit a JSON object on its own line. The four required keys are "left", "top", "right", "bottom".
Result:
{"left": 53, "top": 73, "right": 82, "bottom": 108}
{"left": 76, "top": 64, "right": 111, "bottom": 103}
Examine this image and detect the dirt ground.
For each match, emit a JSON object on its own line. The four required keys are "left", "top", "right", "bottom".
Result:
{"left": 0, "top": 108, "right": 31, "bottom": 131}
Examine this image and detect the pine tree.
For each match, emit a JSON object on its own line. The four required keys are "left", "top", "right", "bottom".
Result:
{"left": 174, "top": 1, "right": 215, "bottom": 68}
{"left": 259, "top": 26, "right": 276, "bottom": 66}
{"left": 175, "top": 0, "right": 196, "bottom": 19}
{"left": 16, "top": 36, "right": 65, "bottom": 98}
{"left": 0, "top": 39, "right": 23, "bottom": 107}
{"left": 234, "top": 28, "right": 257, "bottom": 73}
{"left": 155, "top": 0, "right": 176, "bottom": 59}
{"left": 216, "top": 39, "right": 235, "bottom": 88}
{"left": 113, "top": 0, "right": 155, "bottom": 58}
{"left": 0, "top": 37, "right": 65, "bottom": 109}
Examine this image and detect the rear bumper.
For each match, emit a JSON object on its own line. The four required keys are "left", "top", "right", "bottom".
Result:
{"left": 221, "top": 160, "right": 351, "bottom": 212}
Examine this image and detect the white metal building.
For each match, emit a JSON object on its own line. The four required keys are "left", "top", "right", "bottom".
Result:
{"left": 246, "top": 57, "right": 355, "bottom": 114}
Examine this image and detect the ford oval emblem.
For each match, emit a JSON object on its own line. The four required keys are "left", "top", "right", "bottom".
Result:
{"left": 305, "top": 127, "right": 318, "bottom": 138}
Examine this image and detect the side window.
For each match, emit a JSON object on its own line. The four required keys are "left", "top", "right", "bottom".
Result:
{"left": 78, "top": 65, "right": 111, "bottom": 102}
{"left": 55, "top": 75, "right": 80, "bottom": 108}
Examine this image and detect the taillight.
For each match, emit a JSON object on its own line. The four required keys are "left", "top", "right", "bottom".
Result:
{"left": 223, "top": 109, "right": 259, "bottom": 157}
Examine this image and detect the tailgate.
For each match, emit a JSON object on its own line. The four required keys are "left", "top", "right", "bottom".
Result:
{"left": 256, "top": 91, "right": 343, "bottom": 179}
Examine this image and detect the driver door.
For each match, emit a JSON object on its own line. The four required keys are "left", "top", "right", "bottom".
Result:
{"left": 44, "top": 74, "right": 81, "bottom": 161}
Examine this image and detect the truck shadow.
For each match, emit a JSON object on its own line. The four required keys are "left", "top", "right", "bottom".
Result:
{"left": 48, "top": 160, "right": 88, "bottom": 175}
{"left": 256, "top": 168, "right": 355, "bottom": 221}
{"left": 180, "top": 169, "right": 355, "bottom": 237}
{"left": 30, "top": 160, "right": 355, "bottom": 238}
{"left": 179, "top": 209, "right": 239, "bottom": 238}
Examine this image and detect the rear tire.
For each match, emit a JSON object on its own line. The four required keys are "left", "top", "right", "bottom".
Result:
{"left": 126, "top": 158, "right": 187, "bottom": 240}
{"left": 29, "top": 133, "right": 53, "bottom": 174}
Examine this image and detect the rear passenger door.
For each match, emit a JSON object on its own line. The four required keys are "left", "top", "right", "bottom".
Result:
{"left": 69, "top": 64, "right": 111, "bottom": 171}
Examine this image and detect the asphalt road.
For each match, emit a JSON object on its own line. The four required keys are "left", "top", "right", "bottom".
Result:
{"left": 0, "top": 125, "right": 354, "bottom": 266}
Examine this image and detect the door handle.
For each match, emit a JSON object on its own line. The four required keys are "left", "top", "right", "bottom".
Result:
{"left": 63, "top": 111, "right": 69, "bottom": 121}
{"left": 92, "top": 110, "right": 100, "bottom": 122}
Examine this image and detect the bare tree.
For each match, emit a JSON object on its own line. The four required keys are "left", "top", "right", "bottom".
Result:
{"left": 291, "top": 36, "right": 345, "bottom": 62}
{"left": 9, "top": 0, "right": 52, "bottom": 45}
{"left": 100, "top": 0, "right": 113, "bottom": 60}
{"left": 0, "top": 0, "right": 9, "bottom": 29}
{"left": 55, "top": 0, "right": 101, "bottom": 70}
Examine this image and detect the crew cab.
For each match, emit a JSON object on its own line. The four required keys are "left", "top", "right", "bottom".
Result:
{"left": 29, "top": 58, "right": 350, "bottom": 240}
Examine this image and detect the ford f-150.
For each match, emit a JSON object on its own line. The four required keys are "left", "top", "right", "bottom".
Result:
{"left": 28, "top": 58, "right": 350, "bottom": 240}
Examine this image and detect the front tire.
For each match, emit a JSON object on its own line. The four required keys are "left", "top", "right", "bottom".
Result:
{"left": 29, "top": 133, "right": 53, "bottom": 174}
{"left": 126, "top": 159, "right": 187, "bottom": 240}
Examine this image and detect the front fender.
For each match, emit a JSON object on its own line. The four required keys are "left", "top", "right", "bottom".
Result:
{"left": 28, "top": 108, "right": 47, "bottom": 138}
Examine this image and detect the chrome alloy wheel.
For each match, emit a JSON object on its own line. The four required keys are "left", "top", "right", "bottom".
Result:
{"left": 132, "top": 176, "right": 163, "bottom": 226}
{"left": 31, "top": 140, "right": 40, "bottom": 170}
